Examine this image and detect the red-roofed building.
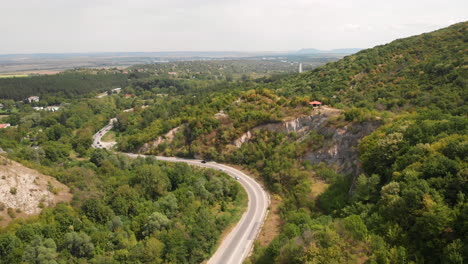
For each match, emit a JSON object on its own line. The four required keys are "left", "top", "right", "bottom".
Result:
{"left": 26, "top": 96, "right": 40, "bottom": 103}
{"left": 0, "top": 123, "right": 11, "bottom": 129}
{"left": 309, "top": 101, "right": 322, "bottom": 107}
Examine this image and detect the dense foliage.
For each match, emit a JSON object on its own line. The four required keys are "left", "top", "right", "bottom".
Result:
{"left": 0, "top": 94, "right": 245, "bottom": 263}
{"left": 246, "top": 22, "right": 468, "bottom": 264}
{"left": 273, "top": 22, "right": 467, "bottom": 114}
{"left": 0, "top": 70, "right": 129, "bottom": 100}
{"left": 0, "top": 153, "right": 245, "bottom": 264}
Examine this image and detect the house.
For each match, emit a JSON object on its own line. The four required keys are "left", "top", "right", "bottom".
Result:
{"left": 309, "top": 101, "right": 323, "bottom": 107}
{"left": 27, "top": 96, "right": 40, "bottom": 103}
{"left": 0, "top": 103, "right": 4, "bottom": 109}
{"left": 168, "top": 72, "right": 177, "bottom": 75}
{"left": 124, "top": 93, "right": 133, "bottom": 98}
{"left": 33, "top": 107, "right": 44, "bottom": 111}
{"left": 111, "top": 88, "right": 122, "bottom": 94}
{"left": 45, "top": 106, "right": 60, "bottom": 112}
{"left": 0, "top": 123, "right": 11, "bottom": 129}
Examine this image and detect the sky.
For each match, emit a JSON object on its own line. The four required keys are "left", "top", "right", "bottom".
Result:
{"left": 1, "top": 0, "right": 467, "bottom": 54}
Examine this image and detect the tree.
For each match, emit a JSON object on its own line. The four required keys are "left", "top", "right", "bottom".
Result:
{"left": 133, "top": 164, "right": 170, "bottom": 199}
{"left": 22, "top": 236, "right": 58, "bottom": 264}
{"left": 130, "top": 237, "right": 164, "bottom": 264}
{"left": 142, "top": 212, "right": 170, "bottom": 237}
{"left": 81, "top": 199, "right": 114, "bottom": 224}
{"left": 343, "top": 215, "right": 368, "bottom": 241}
{"left": 62, "top": 232, "right": 94, "bottom": 258}
{"left": 42, "top": 141, "right": 70, "bottom": 162}
{"left": 0, "top": 233, "right": 22, "bottom": 264}
{"left": 107, "top": 216, "right": 123, "bottom": 232}
{"left": 45, "top": 124, "right": 70, "bottom": 141}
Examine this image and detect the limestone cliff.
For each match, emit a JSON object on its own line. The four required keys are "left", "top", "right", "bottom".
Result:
{"left": 233, "top": 107, "right": 380, "bottom": 175}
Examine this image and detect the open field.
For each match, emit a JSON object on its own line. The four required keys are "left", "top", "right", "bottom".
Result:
{"left": 101, "top": 130, "right": 116, "bottom": 142}
{"left": 0, "top": 74, "right": 29, "bottom": 78}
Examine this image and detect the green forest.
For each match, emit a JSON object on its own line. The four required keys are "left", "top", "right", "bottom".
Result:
{"left": 0, "top": 70, "right": 129, "bottom": 100}
{"left": 0, "top": 153, "right": 245, "bottom": 263}
{"left": 0, "top": 96, "right": 246, "bottom": 263}
{"left": 0, "top": 22, "right": 466, "bottom": 263}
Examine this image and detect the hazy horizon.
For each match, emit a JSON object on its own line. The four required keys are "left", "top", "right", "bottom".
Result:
{"left": 0, "top": 49, "right": 362, "bottom": 56}
{"left": 1, "top": 0, "right": 467, "bottom": 54}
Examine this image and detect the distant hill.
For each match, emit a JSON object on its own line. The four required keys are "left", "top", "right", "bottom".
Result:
{"left": 296, "top": 48, "right": 362, "bottom": 54}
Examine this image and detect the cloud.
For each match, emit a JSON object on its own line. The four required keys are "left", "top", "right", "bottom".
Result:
{"left": 342, "top": 24, "right": 361, "bottom": 30}
{"left": 0, "top": 0, "right": 467, "bottom": 53}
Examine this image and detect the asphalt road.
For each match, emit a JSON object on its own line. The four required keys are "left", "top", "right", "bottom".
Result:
{"left": 93, "top": 120, "right": 270, "bottom": 264}
{"left": 92, "top": 118, "right": 117, "bottom": 149}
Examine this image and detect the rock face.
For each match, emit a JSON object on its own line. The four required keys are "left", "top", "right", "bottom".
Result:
{"left": 234, "top": 107, "right": 343, "bottom": 146}
{"left": 233, "top": 131, "right": 252, "bottom": 148}
{"left": 233, "top": 107, "right": 380, "bottom": 175}
{"left": 140, "top": 126, "right": 182, "bottom": 153}
{"left": 0, "top": 156, "right": 72, "bottom": 225}
{"left": 304, "top": 121, "right": 379, "bottom": 175}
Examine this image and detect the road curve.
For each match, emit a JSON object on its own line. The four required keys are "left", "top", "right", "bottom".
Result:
{"left": 92, "top": 118, "right": 117, "bottom": 149}
{"left": 93, "top": 121, "right": 270, "bottom": 264}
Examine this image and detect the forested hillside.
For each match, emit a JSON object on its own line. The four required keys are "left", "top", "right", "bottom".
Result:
{"left": 247, "top": 22, "right": 467, "bottom": 264}
{"left": 110, "top": 22, "right": 467, "bottom": 263}
{"left": 274, "top": 22, "right": 466, "bottom": 114}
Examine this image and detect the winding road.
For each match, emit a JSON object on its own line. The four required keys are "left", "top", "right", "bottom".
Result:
{"left": 93, "top": 119, "right": 270, "bottom": 264}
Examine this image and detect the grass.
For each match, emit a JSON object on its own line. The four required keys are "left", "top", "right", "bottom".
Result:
{"left": 310, "top": 178, "right": 329, "bottom": 199}
{"left": 101, "top": 131, "right": 116, "bottom": 142}
{"left": 0, "top": 108, "right": 19, "bottom": 115}
{"left": 256, "top": 194, "right": 282, "bottom": 246}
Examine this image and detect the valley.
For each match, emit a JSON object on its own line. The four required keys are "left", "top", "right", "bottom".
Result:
{"left": 0, "top": 21, "right": 466, "bottom": 264}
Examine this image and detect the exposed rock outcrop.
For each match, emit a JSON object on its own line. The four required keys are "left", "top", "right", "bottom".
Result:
{"left": 140, "top": 125, "right": 182, "bottom": 153}
{"left": 304, "top": 121, "right": 379, "bottom": 175}
{"left": 233, "top": 107, "right": 342, "bottom": 146}
{"left": 233, "top": 107, "right": 380, "bottom": 175}
{"left": 234, "top": 131, "right": 252, "bottom": 148}
{"left": 0, "top": 156, "right": 72, "bottom": 226}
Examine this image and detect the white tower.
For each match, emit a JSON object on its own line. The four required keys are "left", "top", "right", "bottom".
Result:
{"left": 299, "top": 63, "right": 303, "bottom": 73}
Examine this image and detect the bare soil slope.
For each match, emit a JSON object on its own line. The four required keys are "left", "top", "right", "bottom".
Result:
{"left": 0, "top": 156, "right": 72, "bottom": 226}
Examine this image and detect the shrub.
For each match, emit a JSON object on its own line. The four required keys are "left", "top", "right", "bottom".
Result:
{"left": 7, "top": 208, "right": 16, "bottom": 218}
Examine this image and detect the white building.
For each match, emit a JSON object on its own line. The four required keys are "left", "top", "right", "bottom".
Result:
{"left": 45, "top": 106, "right": 60, "bottom": 112}
{"left": 27, "top": 96, "right": 40, "bottom": 103}
{"left": 111, "top": 88, "right": 122, "bottom": 94}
